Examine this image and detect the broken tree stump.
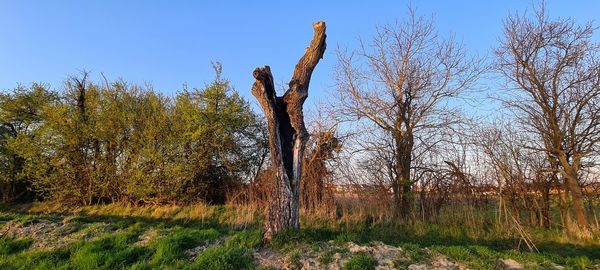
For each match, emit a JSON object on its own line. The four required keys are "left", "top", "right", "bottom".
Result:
{"left": 251, "top": 21, "right": 327, "bottom": 239}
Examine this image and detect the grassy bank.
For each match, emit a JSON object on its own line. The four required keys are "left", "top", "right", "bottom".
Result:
{"left": 0, "top": 202, "right": 598, "bottom": 269}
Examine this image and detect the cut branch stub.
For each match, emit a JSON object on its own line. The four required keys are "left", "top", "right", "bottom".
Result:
{"left": 252, "top": 21, "right": 327, "bottom": 239}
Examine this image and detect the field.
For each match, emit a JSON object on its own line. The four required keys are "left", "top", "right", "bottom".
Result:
{"left": 0, "top": 203, "right": 598, "bottom": 270}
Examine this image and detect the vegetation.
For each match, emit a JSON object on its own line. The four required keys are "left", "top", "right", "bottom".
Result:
{"left": 0, "top": 2, "right": 599, "bottom": 269}
{"left": 0, "top": 203, "right": 598, "bottom": 269}
{"left": 0, "top": 63, "right": 264, "bottom": 206}
{"left": 343, "top": 253, "right": 378, "bottom": 270}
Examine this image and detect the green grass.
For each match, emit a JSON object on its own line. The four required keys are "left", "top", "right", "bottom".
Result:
{"left": 0, "top": 214, "right": 258, "bottom": 270}
{"left": 319, "top": 250, "right": 335, "bottom": 264}
{"left": 0, "top": 203, "right": 599, "bottom": 269}
{"left": 149, "top": 227, "right": 220, "bottom": 264}
{"left": 429, "top": 244, "right": 600, "bottom": 270}
{"left": 343, "top": 253, "right": 378, "bottom": 270}
{"left": 263, "top": 221, "right": 600, "bottom": 269}
{"left": 70, "top": 229, "right": 147, "bottom": 269}
{"left": 191, "top": 246, "right": 254, "bottom": 270}
{"left": 0, "top": 237, "right": 33, "bottom": 255}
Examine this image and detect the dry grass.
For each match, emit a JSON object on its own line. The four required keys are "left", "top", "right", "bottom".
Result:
{"left": 12, "top": 199, "right": 600, "bottom": 247}
{"left": 25, "top": 201, "right": 260, "bottom": 229}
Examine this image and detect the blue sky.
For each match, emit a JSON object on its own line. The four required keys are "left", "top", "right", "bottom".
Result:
{"left": 1, "top": 1, "right": 599, "bottom": 110}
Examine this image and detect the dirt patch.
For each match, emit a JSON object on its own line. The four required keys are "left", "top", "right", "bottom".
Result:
{"left": 347, "top": 241, "right": 402, "bottom": 269}
{"left": 0, "top": 218, "right": 114, "bottom": 250}
{"left": 184, "top": 236, "right": 230, "bottom": 261}
{"left": 1, "top": 219, "right": 60, "bottom": 240}
{"left": 254, "top": 248, "right": 289, "bottom": 269}
{"left": 254, "top": 248, "right": 326, "bottom": 270}
{"left": 135, "top": 228, "right": 159, "bottom": 247}
{"left": 251, "top": 241, "right": 473, "bottom": 270}
{"left": 498, "top": 258, "right": 523, "bottom": 269}
{"left": 404, "top": 253, "right": 465, "bottom": 270}
{"left": 253, "top": 241, "right": 406, "bottom": 270}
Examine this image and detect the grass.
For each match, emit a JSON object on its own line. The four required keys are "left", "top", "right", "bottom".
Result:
{"left": 343, "top": 253, "right": 378, "bottom": 270}
{"left": 149, "top": 228, "right": 219, "bottom": 265}
{"left": 318, "top": 249, "right": 335, "bottom": 264}
{"left": 0, "top": 202, "right": 598, "bottom": 269}
{"left": 0, "top": 208, "right": 259, "bottom": 270}
{"left": 271, "top": 224, "right": 600, "bottom": 269}
{"left": 0, "top": 237, "right": 33, "bottom": 255}
{"left": 192, "top": 245, "right": 254, "bottom": 270}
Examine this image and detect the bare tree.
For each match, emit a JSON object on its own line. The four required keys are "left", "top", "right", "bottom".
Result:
{"left": 476, "top": 123, "right": 556, "bottom": 229}
{"left": 334, "top": 8, "right": 481, "bottom": 219}
{"left": 495, "top": 4, "right": 600, "bottom": 237}
{"left": 251, "top": 22, "right": 327, "bottom": 239}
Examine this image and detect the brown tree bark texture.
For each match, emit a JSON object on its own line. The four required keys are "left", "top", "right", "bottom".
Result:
{"left": 251, "top": 21, "right": 326, "bottom": 239}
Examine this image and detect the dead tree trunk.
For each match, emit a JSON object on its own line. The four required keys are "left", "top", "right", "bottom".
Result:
{"left": 251, "top": 21, "right": 327, "bottom": 240}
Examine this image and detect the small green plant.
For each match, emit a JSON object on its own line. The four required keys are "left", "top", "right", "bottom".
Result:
{"left": 319, "top": 250, "right": 335, "bottom": 265}
{"left": 288, "top": 248, "right": 303, "bottom": 268}
{"left": 335, "top": 231, "right": 359, "bottom": 244}
{"left": 398, "top": 243, "right": 429, "bottom": 262}
{"left": 309, "top": 242, "right": 321, "bottom": 252}
{"left": 565, "top": 256, "right": 592, "bottom": 270}
{"left": 431, "top": 245, "right": 490, "bottom": 269}
{"left": 343, "top": 253, "right": 378, "bottom": 270}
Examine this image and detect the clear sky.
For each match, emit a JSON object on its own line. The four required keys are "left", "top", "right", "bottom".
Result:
{"left": 1, "top": 1, "right": 599, "bottom": 110}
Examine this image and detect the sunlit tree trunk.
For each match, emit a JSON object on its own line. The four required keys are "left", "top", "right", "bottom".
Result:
{"left": 251, "top": 22, "right": 327, "bottom": 240}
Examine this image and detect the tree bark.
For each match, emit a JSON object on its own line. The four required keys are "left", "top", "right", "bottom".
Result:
{"left": 540, "top": 184, "right": 551, "bottom": 229}
{"left": 393, "top": 132, "right": 414, "bottom": 219}
{"left": 558, "top": 155, "right": 590, "bottom": 235}
{"left": 251, "top": 21, "right": 327, "bottom": 240}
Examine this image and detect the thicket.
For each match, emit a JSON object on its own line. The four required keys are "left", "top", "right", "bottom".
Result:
{"left": 0, "top": 64, "right": 266, "bottom": 205}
